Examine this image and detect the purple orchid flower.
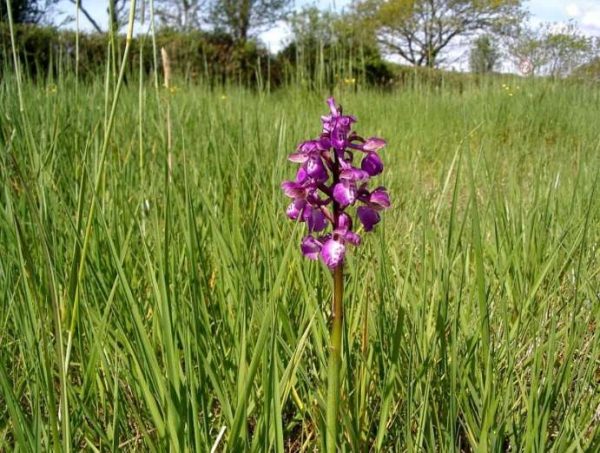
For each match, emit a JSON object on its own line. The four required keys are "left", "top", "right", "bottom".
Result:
{"left": 281, "top": 97, "right": 391, "bottom": 269}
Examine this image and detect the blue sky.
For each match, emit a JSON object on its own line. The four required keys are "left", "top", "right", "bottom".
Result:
{"left": 53, "top": 0, "right": 600, "bottom": 56}
{"left": 529, "top": 0, "right": 600, "bottom": 34}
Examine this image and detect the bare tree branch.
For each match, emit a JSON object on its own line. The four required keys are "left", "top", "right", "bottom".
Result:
{"left": 68, "top": 0, "right": 103, "bottom": 32}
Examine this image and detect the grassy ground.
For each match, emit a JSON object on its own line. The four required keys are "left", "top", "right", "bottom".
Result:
{"left": 1, "top": 74, "right": 599, "bottom": 451}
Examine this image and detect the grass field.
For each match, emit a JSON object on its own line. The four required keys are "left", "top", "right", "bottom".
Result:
{"left": 1, "top": 73, "right": 600, "bottom": 451}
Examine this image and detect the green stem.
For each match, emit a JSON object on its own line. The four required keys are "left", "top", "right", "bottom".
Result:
{"left": 327, "top": 264, "right": 344, "bottom": 452}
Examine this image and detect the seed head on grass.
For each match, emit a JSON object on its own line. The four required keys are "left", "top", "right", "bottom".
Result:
{"left": 281, "top": 97, "right": 390, "bottom": 268}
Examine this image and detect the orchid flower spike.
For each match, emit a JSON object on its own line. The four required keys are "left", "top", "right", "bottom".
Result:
{"left": 281, "top": 97, "right": 390, "bottom": 269}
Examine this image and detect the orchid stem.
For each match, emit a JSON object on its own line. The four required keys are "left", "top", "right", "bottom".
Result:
{"left": 327, "top": 263, "right": 344, "bottom": 452}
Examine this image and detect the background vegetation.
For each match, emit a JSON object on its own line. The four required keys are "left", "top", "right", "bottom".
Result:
{"left": 1, "top": 62, "right": 600, "bottom": 451}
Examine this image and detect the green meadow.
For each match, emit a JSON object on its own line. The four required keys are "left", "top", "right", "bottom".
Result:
{"left": 1, "top": 72, "right": 599, "bottom": 451}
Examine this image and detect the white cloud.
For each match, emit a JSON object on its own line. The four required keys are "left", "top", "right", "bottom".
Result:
{"left": 566, "top": 3, "right": 581, "bottom": 18}
{"left": 562, "top": 1, "right": 600, "bottom": 35}
{"left": 580, "top": 10, "right": 600, "bottom": 34}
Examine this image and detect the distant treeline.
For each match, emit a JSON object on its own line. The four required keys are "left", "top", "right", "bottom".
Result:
{"left": 4, "top": 24, "right": 586, "bottom": 90}
{"left": 0, "top": 24, "right": 392, "bottom": 87}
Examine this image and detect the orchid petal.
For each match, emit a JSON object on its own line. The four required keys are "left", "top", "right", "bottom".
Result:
{"left": 305, "top": 156, "right": 328, "bottom": 181}
{"left": 331, "top": 132, "right": 346, "bottom": 150}
{"left": 363, "top": 137, "right": 386, "bottom": 151}
{"left": 357, "top": 206, "right": 381, "bottom": 232}
{"left": 319, "top": 136, "right": 331, "bottom": 149}
{"left": 337, "top": 212, "right": 352, "bottom": 232}
{"left": 288, "top": 152, "right": 308, "bottom": 163}
{"left": 361, "top": 152, "right": 384, "bottom": 176}
{"left": 301, "top": 235, "right": 322, "bottom": 260}
{"left": 298, "top": 140, "right": 320, "bottom": 153}
{"left": 340, "top": 167, "right": 370, "bottom": 182}
{"left": 281, "top": 181, "right": 305, "bottom": 199}
{"left": 326, "top": 97, "right": 339, "bottom": 116}
{"left": 343, "top": 230, "right": 361, "bottom": 246}
{"left": 296, "top": 167, "right": 309, "bottom": 184}
{"left": 369, "top": 187, "right": 391, "bottom": 209}
{"left": 338, "top": 116, "right": 354, "bottom": 128}
{"left": 304, "top": 206, "right": 328, "bottom": 232}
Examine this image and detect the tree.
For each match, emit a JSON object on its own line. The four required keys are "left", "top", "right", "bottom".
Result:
{"left": 209, "top": 0, "right": 291, "bottom": 45}
{"left": 544, "top": 24, "right": 595, "bottom": 78}
{"left": 507, "top": 22, "right": 597, "bottom": 77}
{"left": 1, "top": 0, "right": 54, "bottom": 23}
{"left": 469, "top": 34, "right": 499, "bottom": 73}
{"left": 287, "top": 7, "right": 338, "bottom": 45}
{"left": 354, "top": 0, "right": 523, "bottom": 67}
{"left": 148, "top": 0, "right": 207, "bottom": 31}
{"left": 506, "top": 25, "right": 546, "bottom": 75}
{"left": 571, "top": 37, "right": 600, "bottom": 81}
{"left": 281, "top": 7, "right": 393, "bottom": 88}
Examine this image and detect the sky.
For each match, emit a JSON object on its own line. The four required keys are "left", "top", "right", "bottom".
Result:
{"left": 52, "top": 0, "right": 600, "bottom": 69}
{"left": 530, "top": 0, "right": 600, "bottom": 35}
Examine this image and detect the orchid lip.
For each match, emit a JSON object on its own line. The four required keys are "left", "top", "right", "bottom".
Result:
{"left": 332, "top": 181, "right": 357, "bottom": 207}
{"left": 286, "top": 199, "right": 306, "bottom": 220}
{"left": 321, "top": 238, "right": 345, "bottom": 269}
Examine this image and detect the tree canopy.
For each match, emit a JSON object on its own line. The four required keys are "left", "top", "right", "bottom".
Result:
{"left": 1, "top": 0, "right": 51, "bottom": 24}
{"left": 209, "top": 0, "right": 290, "bottom": 44}
{"left": 354, "top": 0, "right": 523, "bottom": 67}
{"left": 469, "top": 34, "right": 499, "bottom": 73}
{"left": 144, "top": 0, "right": 207, "bottom": 31}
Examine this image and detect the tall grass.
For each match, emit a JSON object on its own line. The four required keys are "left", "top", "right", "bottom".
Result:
{"left": 1, "top": 61, "right": 600, "bottom": 451}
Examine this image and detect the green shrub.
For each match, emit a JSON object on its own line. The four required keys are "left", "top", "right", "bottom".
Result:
{"left": 0, "top": 24, "right": 282, "bottom": 86}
